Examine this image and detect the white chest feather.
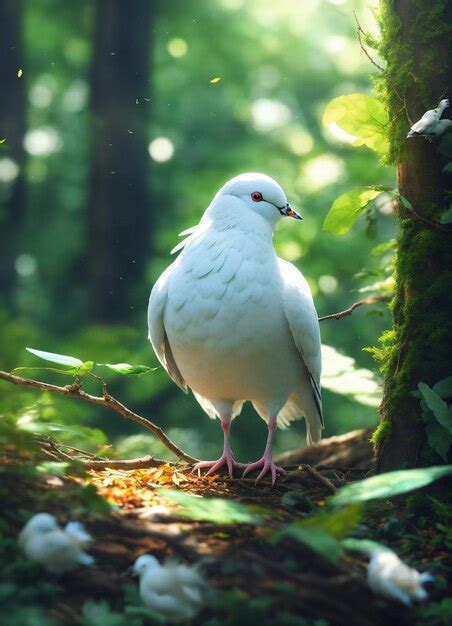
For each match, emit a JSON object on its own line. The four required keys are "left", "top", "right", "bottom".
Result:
{"left": 164, "top": 223, "right": 303, "bottom": 402}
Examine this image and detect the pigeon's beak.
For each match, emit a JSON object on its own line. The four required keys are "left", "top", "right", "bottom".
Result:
{"left": 279, "top": 203, "right": 302, "bottom": 220}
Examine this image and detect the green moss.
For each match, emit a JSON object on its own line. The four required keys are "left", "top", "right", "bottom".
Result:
{"left": 371, "top": 1, "right": 452, "bottom": 469}
{"left": 370, "top": 419, "right": 392, "bottom": 446}
{"left": 374, "top": 0, "right": 450, "bottom": 164}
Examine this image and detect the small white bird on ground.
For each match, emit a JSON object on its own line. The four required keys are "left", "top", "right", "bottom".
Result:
{"left": 407, "top": 98, "right": 451, "bottom": 138}
{"left": 148, "top": 173, "right": 322, "bottom": 484}
{"left": 367, "top": 549, "right": 433, "bottom": 606}
{"left": 19, "top": 512, "right": 95, "bottom": 574}
{"left": 132, "top": 554, "right": 210, "bottom": 621}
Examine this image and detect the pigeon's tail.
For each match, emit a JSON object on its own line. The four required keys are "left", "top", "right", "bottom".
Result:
{"left": 305, "top": 413, "right": 322, "bottom": 446}
{"left": 77, "top": 551, "right": 95, "bottom": 567}
{"left": 65, "top": 521, "right": 92, "bottom": 547}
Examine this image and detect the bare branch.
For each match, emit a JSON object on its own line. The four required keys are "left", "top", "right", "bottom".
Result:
{"left": 399, "top": 202, "right": 452, "bottom": 233}
{"left": 0, "top": 370, "right": 198, "bottom": 464}
{"left": 318, "top": 295, "right": 390, "bottom": 322}
{"left": 353, "top": 11, "right": 413, "bottom": 125}
{"left": 353, "top": 11, "right": 385, "bottom": 72}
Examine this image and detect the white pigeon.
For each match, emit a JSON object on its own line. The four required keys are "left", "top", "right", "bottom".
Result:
{"left": 407, "top": 98, "right": 451, "bottom": 138}
{"left": 148, "top": 173, "right": 323, "bottom": 484}
{"left": 132, "top": 554, "right": 210, "bottom": 621}
{"left": 18, "top": 512, "right": 95, "bottom": 574}
{"left": 367, "top": 549, "right": 433, "bottom": 606}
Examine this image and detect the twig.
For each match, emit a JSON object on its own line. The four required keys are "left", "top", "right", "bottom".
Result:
{"left": 37, "top": 439, "right": 171, "bottom": 470}
{"left": 353, "top": 11, "right": 385, "bottom": 73}
{"left": 318, "top": 295, "right": 390, "bottom": 322}
{"left": 0, "top": 370, "right": 198, "bottom": 465}
{"left": 400, "top": 202, "right": 452, "bottom": 233}
{"left": 301, "top": 464, "right": 338, "bottom": 493}
{"left": 353, "top": 11, "right": 413, "bottom": 125}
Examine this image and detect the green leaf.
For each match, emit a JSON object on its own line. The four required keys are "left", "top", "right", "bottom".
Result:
{"left": 26, "top": 347, "right": 84, "bottom": 367}
{"left": 273, "top": 525, "right": 343, "bottom": 561}
{"left": 440, "top": 207, "right": 452, "bottom": 224}
{"left": 418, "top": 383, "right": 452, "bottom": 434}
{"left": 322, "top": 93, "right": 389, "bottom": 153}
{"left": 299, "top": 503, "right": 364, "bottom": 538}
{"left": 425, "top": 423, "right": 450, "bottom": 462}
{"left": 99, "top": 363, "right": 156, "bottom": 376}
{"left": 161, "top": 489, "right": 261, "bottom": 525}
{"left": 371, "top": 240, "right": 397, "bottom": 256}
{"left": 342, "top": 537, "right": 388, "bottom": 555}
{"left": 331, "top": 466, "right": 452, "bottom": 506}
{"left": 399, "top": 195, "right": 413, "bottom": 210}
{"left": 323, "top": 188, "right": 381, "bottom": 235}
{"left": 433, "top": 376, "right": 452, "bottom": 399}
{"left": 36, "top": 462, "right": 71, "bottom": 475}
{"left": 76, "top": 361, "right": 94, "bottom": 376}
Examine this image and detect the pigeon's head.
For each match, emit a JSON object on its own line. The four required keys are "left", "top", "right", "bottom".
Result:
{"left": 439, "top": 99, "right": 449, "bottom": 109}
{"left": 23, "top": 513, "right": 59, "bottom": 535}
{"left": 217, "top": 173, "right": 301, "bottom": 227}
{"left": 132, "top": 554, "right": 160, "bottom": 577}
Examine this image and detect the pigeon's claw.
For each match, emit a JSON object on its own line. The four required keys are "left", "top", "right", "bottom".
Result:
{"left": 192, "top": 451, "right": 238, "bottom": 479}
{"left": 242, "top": 456, "right": 285, "bottom": 486}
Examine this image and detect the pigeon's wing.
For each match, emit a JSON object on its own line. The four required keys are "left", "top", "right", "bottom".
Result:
{"left": 171, "top": 223, "right": 201, "bottom": 254}
{"left": 279, "top": 258, "right": 323, "bottom": 428}
{"left": 148, "top": 264, "right": 187, "bottom": 392}
{"left": 410, "top": 110, "right": 437, "bottom": 134}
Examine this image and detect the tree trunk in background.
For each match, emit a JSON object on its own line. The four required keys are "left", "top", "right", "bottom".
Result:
{"left": 88, "top": 0, "right": 153, "bottom": 322}
{"left": 0, "top": 0, "right": 26, "bottom": 301}
{"left": 376, "top": 0, "right": 452, "bottom": 471}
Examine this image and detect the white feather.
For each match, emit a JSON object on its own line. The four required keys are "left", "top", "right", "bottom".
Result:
{"left": 147, "top": 173, "right": 323, "bottom": 455}
{"left": 367, "top": 550, "right": 433, "bottom": 606}
{"left": 133, "top": 555, "right": 211, "bottom": 621}
{"left": 19, "top": 513, "right": 95, "bottom": 574}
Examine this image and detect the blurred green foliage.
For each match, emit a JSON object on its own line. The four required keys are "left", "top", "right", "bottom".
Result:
{"left": 0, "top": 0, "right": 398, "bottom": 461}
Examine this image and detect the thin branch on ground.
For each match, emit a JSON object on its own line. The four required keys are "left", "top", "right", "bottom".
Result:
{"left": 0, "top": 369, "right": 198, "bottom": 465}
{"left": 37, "top": 437, "right": 170, "bottom": 470}
{"left": 318, "top": 295, "right": 390, "bottom": 322}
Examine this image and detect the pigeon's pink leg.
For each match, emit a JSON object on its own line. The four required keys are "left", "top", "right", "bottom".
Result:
{"left": 192, "top": 417, "right": 241, "bottom": 478}
{"left": 242, "top": 416, "right": 285, "bottom": 485}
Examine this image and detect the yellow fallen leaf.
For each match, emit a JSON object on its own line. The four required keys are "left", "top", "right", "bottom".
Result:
{"left": 0, "top": 138, "right": 5, "bottom": 144}
{"left": 210, "top": 77, "right": 221, "bottom": 84}
{"left": 17, "top": 68, "right": 23, "bottom": 78}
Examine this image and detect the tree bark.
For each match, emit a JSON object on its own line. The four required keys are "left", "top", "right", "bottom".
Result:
{"left": 376, "top": 0, "right": 452, "bottom": 471}
{"left": 0, "top": 0, "right": 27, "bottom": 301}
{"left": 87, "top": 0, "right": 153, "bottom": 322}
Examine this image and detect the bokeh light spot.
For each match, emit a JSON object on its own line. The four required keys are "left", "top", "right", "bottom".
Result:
{"left": 167, "top": 38, "right": 188, "bottom": 58}
{"left": 15, "top": 254, "right": 37, "bottom": 277}
{"left": 24, "top": 128, "right": 63, "bottom": 157}
{"left": 0, "top": 158, "right": 19, "bottom": 183}
{"left": 148, "top": 137, "right": 174, "bottom": 162}
{"left": 318, "top": 275, "right": 338, "bottom": 294}
{"left": 251, "top": 99, "right": 291, "bottom": 132}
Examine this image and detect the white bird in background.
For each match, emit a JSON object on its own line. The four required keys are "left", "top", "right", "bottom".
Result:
{"left": 19, "top": 512, "right": 95, "bottom": 574}
{"left": 132, "top": 554, "right": 210, "bottom": 621}
{"left": 148, "top": 173, "right": 323, "bottom": 484}
{"left": 367, "top": 549, "right": 433, "bottom": 606}
{"left": 407, "top": 98, "right": 451, "bottom": 138}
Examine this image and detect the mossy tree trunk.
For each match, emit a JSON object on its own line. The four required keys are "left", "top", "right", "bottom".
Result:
{"left": 375, "top": 0, "right": 452, "bottom": 471}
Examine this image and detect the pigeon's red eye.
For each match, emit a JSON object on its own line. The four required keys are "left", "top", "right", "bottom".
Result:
{"left": 251, "top": 191, "right": 263, "bottom": 202}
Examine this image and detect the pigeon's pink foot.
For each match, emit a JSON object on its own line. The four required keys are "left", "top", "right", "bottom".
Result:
{"left": 242, "top": 454, "right": 285, "bottom": 485}
{"left": 193, "top": 450, "right": 239, "bottom": 478}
